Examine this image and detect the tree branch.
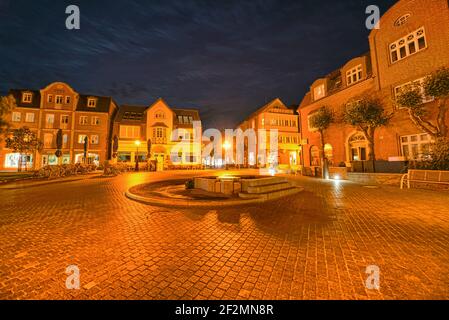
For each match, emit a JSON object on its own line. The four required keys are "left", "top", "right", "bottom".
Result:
{"left": 408, "top": 109, "right": 438, "bottom": 137}
{"left": 437, "top": 97, "right": 448, "bottom": 138}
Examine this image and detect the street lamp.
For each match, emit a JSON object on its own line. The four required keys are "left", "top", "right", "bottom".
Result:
{"left": 223, "top": 140, "right": 231, "bottom": 170}
{"left": 135, "top": 140, "right": 141, "bottom": 172}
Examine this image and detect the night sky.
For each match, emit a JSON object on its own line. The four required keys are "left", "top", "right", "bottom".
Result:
{"left": 0, "top": 0, "right": 397, "bottom": 129}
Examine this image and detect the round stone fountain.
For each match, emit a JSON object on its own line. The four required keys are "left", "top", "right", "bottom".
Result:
{"left": 126, "top": 175, "right": 303, "bottom": 208}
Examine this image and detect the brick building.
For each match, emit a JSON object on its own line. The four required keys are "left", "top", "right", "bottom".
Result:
{"left": 0, "top": 82, "right": 118, "bottom": 170}
{"left": 112, "top": 98, "right": 202, "bottom": 171}
{"left": 298, "top": 0, "right": 449, "bottom": 171}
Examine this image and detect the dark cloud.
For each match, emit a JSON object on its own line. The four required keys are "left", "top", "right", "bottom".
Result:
{"left": 0, "top": 0, "right": 396, "bottom": 128}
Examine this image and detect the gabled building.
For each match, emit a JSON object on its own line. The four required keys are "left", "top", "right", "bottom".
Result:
{"left": 112, "top": 98, "right": 202, "bottom": 170}
{"left": 237, "top": 98, "right": 301, "bottom": 169}
{"left": 298, "top": 0, "right": 449, "bottom": 171}
{"left": 1, "top": 82, "right": 118, "bottom": 170}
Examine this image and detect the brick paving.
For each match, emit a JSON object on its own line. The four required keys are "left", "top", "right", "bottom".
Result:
{"left": 0, "top": 170, "right": 448, "bottom": 300}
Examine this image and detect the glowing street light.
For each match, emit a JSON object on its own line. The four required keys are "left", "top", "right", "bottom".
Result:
{"left": 135, "top": 140, "right": 141, "bottom": 172}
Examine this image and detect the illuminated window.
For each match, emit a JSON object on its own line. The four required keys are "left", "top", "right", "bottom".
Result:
{"left": 22, "top": 92, "right": 32, "bottom": 103}
{"left": 25, "top": 113, "right": 35, "bottom": 123}
{"left": 44, "top": 133, "right": 53, "bottom": 148}
{"left": 390, "top": 27, "right": 426, "bottom": 63}
{"left": 78, "top": 134, "right": 88, "bottom": 144}
{"left": 313, "top": 84, "right": 325, "bottom": 100}
{"left": 87, "top": 98, "right": 97, "bottom": 108}
{"left": 310, "top": 146, "right": 320, "bottom": 166}
{"left": 400, "top": 133, "right": 433, "bottom": 160}
{"left": 12, "top": 112, "right": 21, "bottom": 122}
{"left": 119, "top": 125, "right": 140, "bottom": 139}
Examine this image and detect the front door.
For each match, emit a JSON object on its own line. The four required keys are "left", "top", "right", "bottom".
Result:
{"left": 154, "top": 153, "right": 164, "bottom": 171}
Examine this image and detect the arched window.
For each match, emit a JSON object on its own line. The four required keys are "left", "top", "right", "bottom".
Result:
{"left": 394, "top": 14, "right": 411, "bottom": 27}
{"left": 310, "top": 145, "right": 320, "bottom": 166}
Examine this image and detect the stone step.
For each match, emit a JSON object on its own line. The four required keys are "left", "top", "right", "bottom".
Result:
{"left": 246, "top": 182, "right": 292, "bottom": 194}
{"left": 239, "top": 186, "right": 303, "bottom": 200}
{"left": 241, "top": 177, "right": 287, "bottom": 192}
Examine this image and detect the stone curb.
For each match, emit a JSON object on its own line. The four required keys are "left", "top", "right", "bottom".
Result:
{"left": 0, "top": 173, "right": 102, "bottom": 190}
{"left": 125, "top": 185, "right": 304, "bottom": 208}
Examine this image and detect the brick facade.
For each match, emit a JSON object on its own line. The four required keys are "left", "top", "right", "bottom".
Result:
{"left": 0, "top": 82, "right": 117, "bottom": 171}
{"left": 298, "top": 0, "right": 449, "bottom": 169}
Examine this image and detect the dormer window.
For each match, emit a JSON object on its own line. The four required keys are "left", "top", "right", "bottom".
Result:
{"left": 22, "top": 92, "right": 33, "bottom": 103}
{"left": 87, "top": 98, "right": 97, "bottom": 108}
{"left": 313, "top": 84, "right": 326, "bottom": 101}
{"left": 346, "top": 65, "right": 363, "bottom": 86}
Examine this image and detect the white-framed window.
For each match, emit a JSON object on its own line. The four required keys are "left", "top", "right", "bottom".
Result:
{"left": 65, "top": 96, "right": 71, "bottom": 104}
{"left": 92, "top": 117, "right": 100, "bottom": 125}
{"left": 390, "top": 27, "right": 427, "bottom": 63}
{"left": 43, "top": 133, "right": 53, "bottom": 148}
{"left": 394, "top": 14, "right": 411, "bottom": 27}
{"left": 313, "top": 84, "right": 326, "bottom": 100}
{"left": 45, "top": 114, "right": 55, "bottom": 128}
{"left": 90, "top": 135, "right": 99, "bottom": 145}
{"left": 79, "top": 116, "right": 88, "bottom": 125}
{"left": 394, "top": 77, "right": 434, "bottom": 106}
{"left": 155, "top": 127, "right": 165, "bottom": 138}
{"left": 12, "top": 112, "right": 21, "bottom": 122}
{"left": 87, "top": 98, "right": 97, "bottom": 108}
{"left": 261, "top": 118, "right": 265, "bottom": 127}
{"left": 400, "top": 133, "right": 433, "bottom": 160}
{"left": 346, "top": 64, "right": 363, "bottom": 86}
{"left": 47, "top": 94, "right": 53, "bottom": 103}
{"left": 61, "top": 115, "right": 69, "bottom": 124}
{"left": 78, "top": 134, "right": 88, "bottom": 144}
{"left": 55, "top": 95, "right": 63, "bottom": 105}
{"left": 25, "top": 113, "right": 35, "bottom": 123}
{"left": 22, "top": 92, "right": 33, "bottom": 103}
{"left": 119, "top": 125, "right": 140, "bottom": 139}
{"left": 4, "top": 153, "right": 33, "bottom": 169}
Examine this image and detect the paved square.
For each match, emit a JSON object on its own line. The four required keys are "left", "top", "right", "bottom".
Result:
{"left": 0, "top": 170, "right": 448, "bottom": 299}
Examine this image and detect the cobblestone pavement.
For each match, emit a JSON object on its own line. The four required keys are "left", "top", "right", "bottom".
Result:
{"left": 0, "top": 170, "right": 448, "bottom": 300}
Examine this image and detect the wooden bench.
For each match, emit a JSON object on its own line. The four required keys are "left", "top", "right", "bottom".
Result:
{"left": 401, "top": 169, "right": 449, "bottom": 189}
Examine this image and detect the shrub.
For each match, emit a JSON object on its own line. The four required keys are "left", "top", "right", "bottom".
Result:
{"left": 185, "top": 179, "right": 195, "bottom": 190}
{"left": 103, "top": 161, "right": 129, "bottom": 176}
{"left": 408, "top": 138, "right": 449, "bottom": 171}
{"left": 35, "top": 163, "right": 97, "bottom": 179}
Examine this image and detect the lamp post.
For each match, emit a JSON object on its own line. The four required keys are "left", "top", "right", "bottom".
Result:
{"left": 223, "top": 140, "right": 231, "bottom": 170}
{"left": 135, "top": 140, "right": 141, "bottom": 172}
